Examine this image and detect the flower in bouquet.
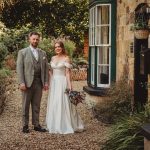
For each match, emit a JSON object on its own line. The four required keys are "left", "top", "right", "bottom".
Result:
{"left": 65, "top": 89, "right": 86, "bottom": 106}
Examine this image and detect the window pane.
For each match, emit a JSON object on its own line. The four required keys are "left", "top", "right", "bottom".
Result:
{"left": 98, "top": 47, "right": 109, "bottom": 64}
{"left": 96, "top": 26, "right": 100, "bottom": 45}
{"left": 91, "top": 64, "right": 94, "bottom": 81}
{"left": 91, "top": 48, "right": 95, "bottom": 63}
{"left": 92, "top": 28, "right": 95, "bottom": 44}
{"left": 97, "top": 26, "right": 109, "bottom": 45}
{"left": 91, "top": 48, "right": 95, "bottom": 84}
{"left": 96, "top": 5, "right": 110, "bottom": 45}
{"left": 96, "top": 4, "right": 111, "bottom": 87}
{"left": 101, "top": 26, "right": 109, "bottom": 44}
{"left": 89, "top": 7, "right": 95, "bottom": 46}
{"left": 97, "top": 5, "right": 109, "bottom": 25}
{"left": 98, "top": 66, "right": 109, "bottom": 84}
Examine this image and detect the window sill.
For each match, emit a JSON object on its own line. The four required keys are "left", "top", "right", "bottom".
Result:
{"left": 83, "top": 86, "right": 108, "bottom": 96}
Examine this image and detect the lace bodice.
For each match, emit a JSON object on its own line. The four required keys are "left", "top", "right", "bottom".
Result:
{"left": 50, "top": 61, "right": 72, "bottom": 76}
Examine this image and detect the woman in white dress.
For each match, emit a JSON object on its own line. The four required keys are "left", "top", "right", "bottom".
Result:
{"left": 46, "top": 41, "right": 84, "bottom": 134}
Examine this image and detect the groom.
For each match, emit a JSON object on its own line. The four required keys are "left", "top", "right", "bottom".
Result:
{"left": 17, "top": 32, "right": 49, "bottom": 133}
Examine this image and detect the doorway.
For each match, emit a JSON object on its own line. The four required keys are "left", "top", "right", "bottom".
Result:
{"left": 134, "top": 3, "right": 149, "bottom": 107}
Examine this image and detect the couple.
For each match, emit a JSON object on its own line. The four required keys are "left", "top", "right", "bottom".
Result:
{"left": 16, "top": 32, "right": 84, "bottom": 134}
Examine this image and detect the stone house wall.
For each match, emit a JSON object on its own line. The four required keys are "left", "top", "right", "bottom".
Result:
{"left": 116, "top": 0, "right": 149, "bottom": 86}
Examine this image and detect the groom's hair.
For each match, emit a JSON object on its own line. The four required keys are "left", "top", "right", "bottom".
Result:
{"left": 28, "top": 32, "right": 40, "bottom": 38}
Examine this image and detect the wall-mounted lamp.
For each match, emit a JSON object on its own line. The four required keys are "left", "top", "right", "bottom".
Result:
{"left": 146, "top": 6, "right": 150, "bottom": 22}
{"left": 146, "top": 7, "right": 150, "bottom": 14}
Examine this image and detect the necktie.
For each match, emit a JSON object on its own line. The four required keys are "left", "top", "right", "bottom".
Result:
{"left": 33, "top": 49, "right": 38, "bottom": 61}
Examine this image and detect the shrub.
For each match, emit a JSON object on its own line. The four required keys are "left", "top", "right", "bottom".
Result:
{"left": 38, "top": 38, "right": 54, "bottom": 62}
{"left": 64, "top": 40, "right": 76, "bottom": 59}
{"left": 0, "top": 68, "right": 11, "bottom": 114}
{"left": 101, "top": 103, "right": 150, "bottom": 150}
{"left": 130, "top": 18, "right": 150, "bottom": 31}
{"left": 0, "top": 76, "right": 6, "bottom": 114}
{"left": 4, "top": 54, "right": 16, "bottom": 70}
{"left": 72, "top": 57, "right": 88, "bottom": 68}
{"left": 39, "top": 38, "right": 77, "bottom": 62}
{"left": 0, "top": 42, "right": 8, "bottom": 68}
{"left": 0, "top": 28, "right": 28, "bottom": 53}
{"left": 92, "top": 74, "right": 133, "bottom": 123}
{"left": 0, "top": 68, "right": 11, "bottom": 78}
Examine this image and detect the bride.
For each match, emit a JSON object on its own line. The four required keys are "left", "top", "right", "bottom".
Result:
{"left": 46, "top": 40, "right": 84, "bottom": 134}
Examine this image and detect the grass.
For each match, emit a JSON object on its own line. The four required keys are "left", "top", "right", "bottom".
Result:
{"left": 101, "top": 103, "right": 150, "bottom": 150}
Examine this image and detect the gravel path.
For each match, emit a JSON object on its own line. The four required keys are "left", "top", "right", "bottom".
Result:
{"left": 0, "top": 75, "right": 109, "bottom": 150}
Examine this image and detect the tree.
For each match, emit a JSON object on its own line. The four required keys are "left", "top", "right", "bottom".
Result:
{"left": 0, "top": 0, "right": 16, "bottom": 11}
{"left": 1, "top": 0, "right": 89, "bottom": 47}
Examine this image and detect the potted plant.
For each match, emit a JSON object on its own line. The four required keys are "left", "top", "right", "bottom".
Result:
{"left": 130, "top": 20, "right": 150, "bottom": 39}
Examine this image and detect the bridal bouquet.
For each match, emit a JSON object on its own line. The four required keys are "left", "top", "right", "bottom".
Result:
{"left": 65, "top": 89, "right": 86, "bottom": 106}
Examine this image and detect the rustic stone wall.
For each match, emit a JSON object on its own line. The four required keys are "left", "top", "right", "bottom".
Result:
{"left": 71, "top": 68, "right": 87, "bottom": 81}
{"left": 116, "top": 0, "right": 149, "bottom": 82}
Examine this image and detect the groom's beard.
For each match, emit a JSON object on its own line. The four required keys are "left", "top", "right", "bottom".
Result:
{"left": 31, "top": 42, "right": 38, "bottom": 48}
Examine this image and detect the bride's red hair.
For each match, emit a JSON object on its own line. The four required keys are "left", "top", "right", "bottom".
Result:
{"left": 54, "top": 41, "right": 67, "bottom": 55}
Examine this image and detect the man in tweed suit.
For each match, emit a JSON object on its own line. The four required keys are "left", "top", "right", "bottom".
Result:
{"left": 17, "top": 32, "right": 49, "bottom": 133}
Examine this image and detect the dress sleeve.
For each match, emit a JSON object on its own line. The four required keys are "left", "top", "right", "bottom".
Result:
{"left": 64, "top": 62, "right": 72, "bottom": 69}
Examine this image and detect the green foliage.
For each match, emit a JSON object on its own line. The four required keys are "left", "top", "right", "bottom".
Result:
{"left": 93, "top": 74, "right": 133, "bottom": 123}
{"left": 38, "top": 38, "right": 76, "bottom": 62}
{"left": 64, "top": 40, "right": 75, "bottom": 58}
{"left": 38, "top": 37, "right": 54, "bottom": 62}
{"left": 0, "top": 22, "right": 79, "bottom": 63}
{"left": 0, "top": 24, "right": 39, "bottom": 52}
{"left": 0, "top": 23, "right": 48, "bottom": 59}
{"left": 1, "top": 0, "right": 89, "bottom": 47}
{"left": 130, "top": 13, "right": 150, "bottom": 31}
{"left": 101, "top": 103, "right": 150, "bottom": 150}
{"left": 0, "top": 67, "right": 11, "bottom": 114}
{"left": 0, "top": 25, "right": 29, "bottom": 62}
{"left": 130, "top": 21, "right": 150, "bottom": 31}
{"left": 0, "top": 42, "right": 8, "bottom": 68}
{"left": 0, "top": 68, "right": 11, "bottom": 78}
{"left": 0, "top": 26, "right": 26, "bottom": 52}
{"left": 72, "top": 57, "right": 88, "bottom": 68}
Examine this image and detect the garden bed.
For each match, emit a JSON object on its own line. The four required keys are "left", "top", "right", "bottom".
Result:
{"left": 0, "top": 77, "right": 6, "bottom": 114}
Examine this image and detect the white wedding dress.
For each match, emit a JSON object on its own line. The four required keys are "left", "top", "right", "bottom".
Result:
{"left": 46, "top": 61, "right": 84, "bottom": 134}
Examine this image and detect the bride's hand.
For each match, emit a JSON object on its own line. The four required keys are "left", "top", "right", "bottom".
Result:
{"left": 68, "top": 87, "right": 72, "bottom": 91}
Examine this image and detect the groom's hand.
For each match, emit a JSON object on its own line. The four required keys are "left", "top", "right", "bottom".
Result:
{"left": 19, "top": 83, "right": 27, "bottom": 91}
{"left": 43, "top": 83, "right": 49, "bottom": 91}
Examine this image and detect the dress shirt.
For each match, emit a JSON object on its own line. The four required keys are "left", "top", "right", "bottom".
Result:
{"left": 30, "top": 45, "right": 39, "bottom": 61}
